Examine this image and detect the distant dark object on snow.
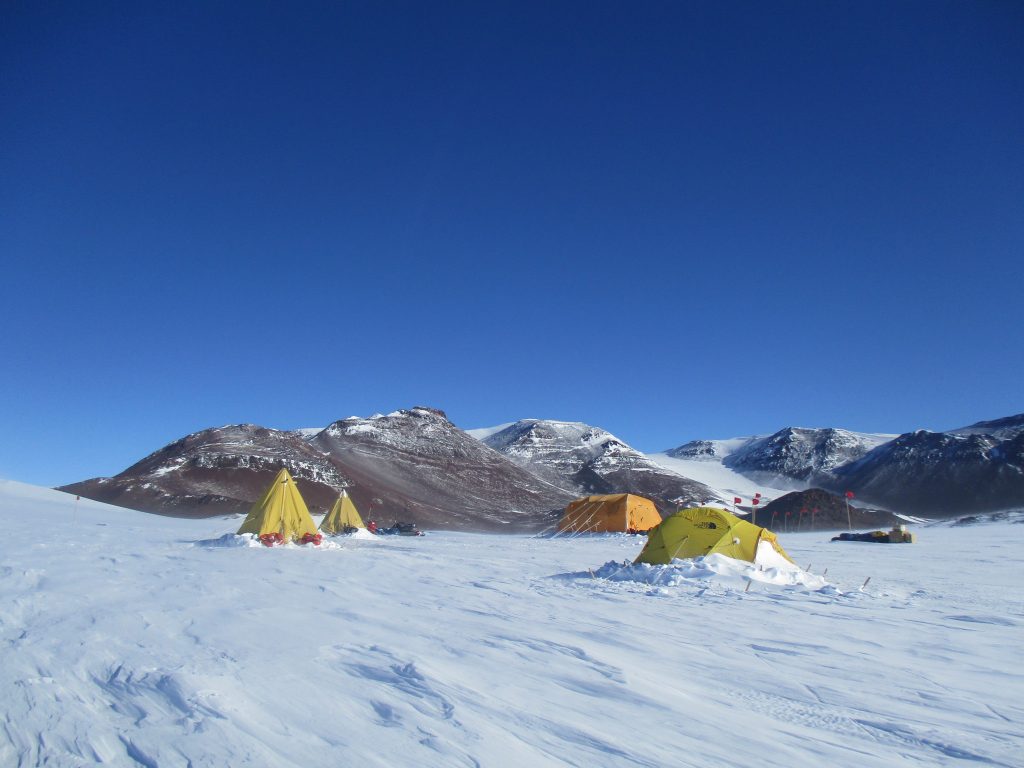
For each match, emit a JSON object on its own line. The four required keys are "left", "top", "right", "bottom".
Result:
{"left": 832, "top": 525, "right": 915, "bottom": 544}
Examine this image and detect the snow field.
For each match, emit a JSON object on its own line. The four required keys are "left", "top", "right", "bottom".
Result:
{"left": 1, "top": 479, "right": 1022, "bottom": 767}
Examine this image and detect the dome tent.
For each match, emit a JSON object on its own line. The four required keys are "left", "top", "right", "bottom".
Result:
{"left": 635, "top": 507, "right": 793, "bottom": 566}
{"left": 557, "top": 493, "right": 661, "bottom": 534}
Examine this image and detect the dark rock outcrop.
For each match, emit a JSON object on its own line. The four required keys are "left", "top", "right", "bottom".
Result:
{"left": 758, "top": 488, "right": 901, "bottom": 532}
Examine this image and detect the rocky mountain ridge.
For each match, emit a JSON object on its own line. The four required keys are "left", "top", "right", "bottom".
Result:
{"left": 832, "top": 427, "right": 1024, "bottom": 515}
{"left": 722, "top": 428, "right": 895, "bottom": 483}
{"left": 61, "top": 424, "right": 347, "bottom": 517}
{"left": 307, "top": 408, "right": 575, "bottom": 530}
{"left": 481, "top": 420, "right": 719, "bottom": 513}
{"left": 59, "top": 409, "right": 1024, "bottom": 528}
{"left": 662, "top": 415, "right": 1024, "bottom": 516}
{"left": 61, "top": 408, "right": 577, "bottom": 531}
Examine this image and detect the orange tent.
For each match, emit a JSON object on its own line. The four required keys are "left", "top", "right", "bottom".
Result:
{"left": 557, "top": 493, "right": 661, "bottom": 534}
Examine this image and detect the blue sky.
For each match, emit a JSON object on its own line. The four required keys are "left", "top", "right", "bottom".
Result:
{"left": 2, "top": 1, "right": 1022, "bottom": 486}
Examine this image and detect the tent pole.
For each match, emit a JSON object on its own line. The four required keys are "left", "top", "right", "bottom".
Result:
{"left": 670, "top": 535, "right": 689, "bottom": 562}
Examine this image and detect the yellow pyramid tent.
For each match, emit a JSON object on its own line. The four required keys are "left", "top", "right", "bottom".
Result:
{"left": 320, "top": 491, "right": 365, "bottom": 535}
{"left": 237, "top": 468, "right": 318, "bottom": 541}
{"left": 635, "top": 506, "right": 794, "bottom": 566}
{"left": 557, "top": 493, "right": 661, "bottom": 534}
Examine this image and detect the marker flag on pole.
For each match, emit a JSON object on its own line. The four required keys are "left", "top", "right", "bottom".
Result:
{"left": 754, "top": 492, "right": 761, "bottom": 499}
{"left": 752, "top": 498, "right": 760, "bottom": 506}
{"left": 733, "top": 497, "right": 742, "bottom": 505}
{"left": 845, "top": 491, "right": 855, "bottom": 499}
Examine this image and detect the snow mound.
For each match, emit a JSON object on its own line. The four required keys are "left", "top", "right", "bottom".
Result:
{"left": 192, "top": 533, "right": 356, "bottom": 550}
{"left": 194, "top": 533, "right": 262, "bottom": 548}
{"left": 347, "top": 528, "right": 379, "bottom": 540}
{"left": 591, "top": 553, "right": 834, "bottom": 593}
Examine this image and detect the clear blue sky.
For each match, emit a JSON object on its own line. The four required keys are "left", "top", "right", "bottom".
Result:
{"left": 2, "top": 1, "right": 1021, "bottom": 487}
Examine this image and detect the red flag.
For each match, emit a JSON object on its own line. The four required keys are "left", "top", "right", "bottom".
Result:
{"left": 752, "top": 498, "right": 760, "bottom": 506}
{"left": 754, "top": 492, "right": 761, "bottom": 499}
{"left": 845, "top": 491, "right": 855, "bottom": 499}
{"left": 733, "top": 497, "right": 742, "bottom": 505}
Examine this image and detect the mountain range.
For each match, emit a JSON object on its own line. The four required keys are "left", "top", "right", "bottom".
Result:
{"left": 59, "top": 409, "right": 1024, "bottom": 530}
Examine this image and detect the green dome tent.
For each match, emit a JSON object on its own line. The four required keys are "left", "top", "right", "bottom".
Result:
{"left": 635, "top": 507, "right": 794, "bottom": 566}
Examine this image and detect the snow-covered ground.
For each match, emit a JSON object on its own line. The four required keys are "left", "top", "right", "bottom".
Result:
{"left": 2, "top": 479, "right": 1021, "bottom": 767}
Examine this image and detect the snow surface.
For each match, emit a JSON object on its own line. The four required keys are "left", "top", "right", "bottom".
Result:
{"left": 2, "top": 479, "right": 1022, "bottom": 767}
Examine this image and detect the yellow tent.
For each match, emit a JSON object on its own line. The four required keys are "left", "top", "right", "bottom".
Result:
{"left": 557, "top": 493, "right": 661, "bottom": 534}
{"left": 320, "top": 491, "right": 365, "bottom": 535}
{"left": 237, "top": 468, "right": 318, "bottom": 541}
{"left": 635, "top": 507, "right": 794, "bottom": 566}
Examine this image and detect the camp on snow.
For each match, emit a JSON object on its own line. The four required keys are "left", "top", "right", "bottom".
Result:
{"left": 320, "top": 490, "right": 365, "bottom": 535}
{"left": 832, "top": 525, "right": 916, "bottom": 544}
{"left": 635, "top": 506, "right": 794, "bottom": 566}
{"left": 237, "top": 468, "right": 321, "bottom": 546}
{"left": 557, "top": 493, "right": 662, "bottom": 534}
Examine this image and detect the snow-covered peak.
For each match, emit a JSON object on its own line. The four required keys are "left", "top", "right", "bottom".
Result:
{"left": 59, "top": 423, "right": 350, "bottom": 517}
{"left": 482, "top": 419, "right": 625, "bottom": 460}
{"left": 947, "top": 413, "right": 1024, "bottom": 440}
{"left": 723, "top": 427, "right": 896, "bottom": 481}
{"left": 665, "top": 436, "right": 763, "bottom": 461}
{"left": 121, "top": 424, "right": 339, "bottom": 479}
{"left": 320, "top": 407, "right": 458, "bottom": 453}
{"left": 382, "top": 406, "right": 448, "bottom": 420}
{"left": 832, "top": 427, "right": 1024, "bottom": 515}
{"left": 475, "top": 419, "right": 717, "bottom": 509}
